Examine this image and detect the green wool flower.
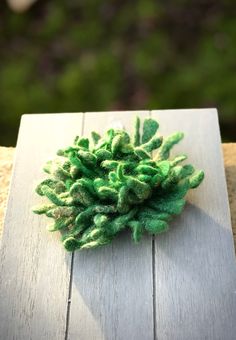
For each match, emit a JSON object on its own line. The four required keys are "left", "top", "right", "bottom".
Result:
{"left": 33, "top": 116, "right": 204, "bottom": 251}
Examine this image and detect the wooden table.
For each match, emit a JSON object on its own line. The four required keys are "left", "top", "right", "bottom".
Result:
{"left": 0, "top": 110, "right": 236, "bottom": 340}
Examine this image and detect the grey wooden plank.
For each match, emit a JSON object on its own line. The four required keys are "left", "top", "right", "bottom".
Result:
{"left": 0, "top": 113, "right": 83, "bottom": 340}
{"left": 151, "top": 109, "right": 236, "bottom": 340}
{"left": 68, "top": 111, "right": 154, "bottom": 340}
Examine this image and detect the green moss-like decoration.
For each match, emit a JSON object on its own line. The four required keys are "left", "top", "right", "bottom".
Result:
{"left": 33, "top": 116, "right": 204, "bottom": 251}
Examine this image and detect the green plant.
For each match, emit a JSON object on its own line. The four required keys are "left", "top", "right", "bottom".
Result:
{"left": 33, "top": 116, "right": 204, "bottom": 251}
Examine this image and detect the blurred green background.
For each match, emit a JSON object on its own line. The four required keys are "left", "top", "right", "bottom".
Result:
{"left": 0, "top": 0, "right": 236, "bottom": 146}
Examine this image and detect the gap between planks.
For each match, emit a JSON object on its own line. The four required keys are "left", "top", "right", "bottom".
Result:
{"left": 65, "top": 112, "right": 85, "bottom": 340}
{"left": 150, "top": 110, "right": 157, "bottom": 340}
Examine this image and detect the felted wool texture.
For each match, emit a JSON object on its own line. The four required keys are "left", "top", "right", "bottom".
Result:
{"left": 32, "top": 117, "right": 204, "bottom": 251}
{"left": 1, "top": 145, "right": 235, "bottom": 251}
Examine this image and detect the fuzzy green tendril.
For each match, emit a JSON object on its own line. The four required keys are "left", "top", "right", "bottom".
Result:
{"left": 33, "top": 116, "right": 204, "bottom": 251}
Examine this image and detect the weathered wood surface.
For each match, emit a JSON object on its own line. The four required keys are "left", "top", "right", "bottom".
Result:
{"left": 152, "top": 109, "right": 236, "bottom": 340}
{"left": 0, "top": 109, "right": 235, "bottom": 340}
{"left": 0, "top": 114, "right": 83, "bottom": 340}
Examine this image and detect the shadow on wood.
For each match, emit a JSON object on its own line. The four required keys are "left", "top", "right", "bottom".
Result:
{"left": 68, "top": 230, "right": 153, "bottom": 340}
{"left": 154, "top": 202, "right": 236, "bottom": 340}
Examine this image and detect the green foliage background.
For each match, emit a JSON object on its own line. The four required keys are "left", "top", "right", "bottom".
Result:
{"left": 0, "top": 0, "right": 235, "bottom": 145}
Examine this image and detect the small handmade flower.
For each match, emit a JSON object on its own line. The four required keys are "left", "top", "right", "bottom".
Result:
{"left": 33, "top": 116, "right": 204, "bottom": 251}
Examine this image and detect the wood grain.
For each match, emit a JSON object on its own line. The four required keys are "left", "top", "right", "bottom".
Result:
{"left": 151, "top": 109, "right": 236, "bottom": 340}
{"left": 67, "top": 111, "right": 154, "bottom": 340}
{"left": 0, "top": 113, "right": 83, "bottom": 340}
{"left": 1, "top": 110, "right": 235, "bottom": 340}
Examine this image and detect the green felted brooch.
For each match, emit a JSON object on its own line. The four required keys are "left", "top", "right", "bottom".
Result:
{"left": 33, "top": 116, "right": 204, "bottom": 251}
